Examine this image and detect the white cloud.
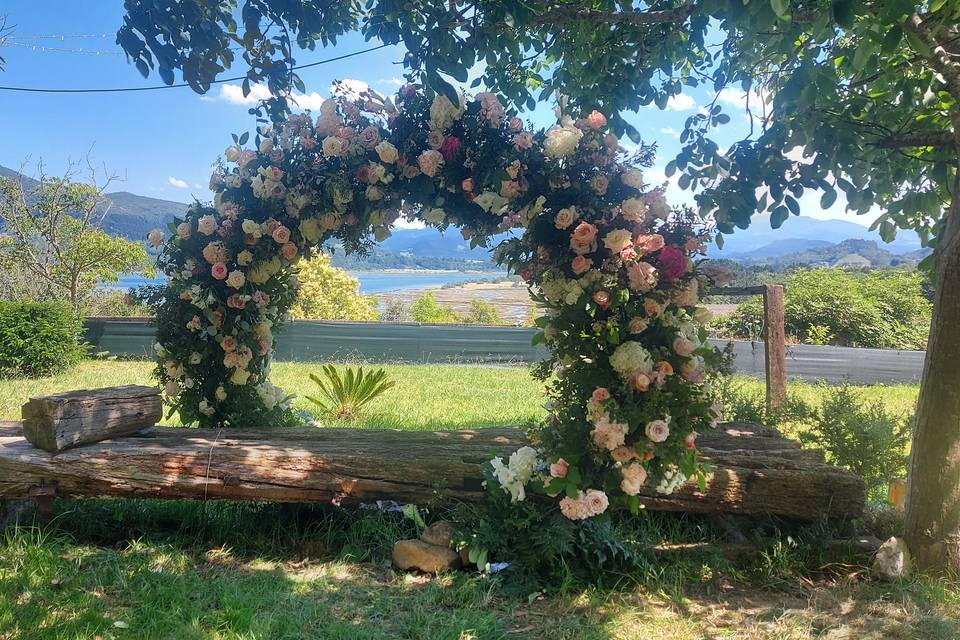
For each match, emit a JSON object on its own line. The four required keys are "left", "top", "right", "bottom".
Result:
{"left": 393, "top": 217, "right": 426, "bottom": 230}
{"left": 218, "top": 83, "right": 274, "bottom": 105}
{"left": 332, "top": 78, "right": 369, "bottom": 99}
{"left": 377, "top": 77, "right": 405, "bottom": 87}
{"left": 193, "top": 183, "right": 203, "bottom": 189}
{"left": 666, "top": 93, "right": 696, "bottom": 111}
{"left": 659, "top": 127, "right": 681, "bottom": 138}
{"left": 168, "top": 176, "right": 189, "bottom": 189}
{"left": 213, "top": 82, "right": 326, "bottom": 111}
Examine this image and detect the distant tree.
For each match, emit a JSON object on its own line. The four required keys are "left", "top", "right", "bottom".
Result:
{"left": 380, "top": 299, "right": 410, "bottom": 323}
{"left": 462, "top": 298, "right": 505, "bottom": 325}
{"left": 289, "top": 253, "right": 378, "bottom": 320}
{"left": 0, "top": 163, "right": 152, "bottom": 311}
{"left": 410, "top": 291, "right": 460, "bottom": 324}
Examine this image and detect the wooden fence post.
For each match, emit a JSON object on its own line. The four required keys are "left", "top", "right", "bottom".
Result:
{"left": 763, "top": 284, "right": 787, "bottom": 413}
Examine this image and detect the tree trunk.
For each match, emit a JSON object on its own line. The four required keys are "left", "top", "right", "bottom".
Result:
{"left": 905, "top": 169, "right": 960, "bottom": 573}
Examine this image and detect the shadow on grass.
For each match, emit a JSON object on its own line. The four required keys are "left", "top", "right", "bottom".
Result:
{"left": 2, "top": 499, "right": 959, "bottom": 640}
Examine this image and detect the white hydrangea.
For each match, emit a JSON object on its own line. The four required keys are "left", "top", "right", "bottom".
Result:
{"left": 490, "top": 446, "right": 540, "bottom": 502}
{"left": 256, "top": 380, "right": 292, "bottom": 410}
{"left": 429, "top": 94, "right": 465, "bottom": 130}
{"left": 609, "top": 341, "right": 654, "bottom": 379}
{"left": 655, "top": 466, "right": 688, "bottom": 495}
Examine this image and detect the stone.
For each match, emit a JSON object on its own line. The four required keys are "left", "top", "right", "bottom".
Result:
{"left": 420, "top": 520, "right": 456, "bottom": 548}
{"left": 872, "top": 536, "right": 912, "bottom": 581}
{"left": 392, "top": 539, "right": 461, "bottom": 574}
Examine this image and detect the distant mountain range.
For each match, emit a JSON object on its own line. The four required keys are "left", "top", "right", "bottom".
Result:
{"left": 1, "top": 163, "right": 928, "bottom": 270}
{"left": 711, "top": 214, "right": 923, "bottom": 257}
{"left": 0, "top": 164, "right": 189, "bottom": 239}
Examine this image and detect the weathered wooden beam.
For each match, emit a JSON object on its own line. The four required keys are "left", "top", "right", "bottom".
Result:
{"left": 0, "top": 421, "right": 864, "bottom": 521}
{"left": 763, "top": 284, "right": 787, "bottom": 413}
{"left": 21, "top": 385, "right": 161, "bottom": 453}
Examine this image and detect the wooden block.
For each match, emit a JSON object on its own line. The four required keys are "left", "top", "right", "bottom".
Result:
{"left": 21, "top": 385, "right": 162, "bottom": 453}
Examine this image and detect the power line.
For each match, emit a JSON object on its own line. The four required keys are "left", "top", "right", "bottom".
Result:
{"left": 0, "top": 44, "right": 390, "bottom": 94}
{"left": 2, "top": 41, "right": 126, "bottom": 56}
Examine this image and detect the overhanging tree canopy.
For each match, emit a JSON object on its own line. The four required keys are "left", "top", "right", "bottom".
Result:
{"left": 118, "top": 0, "right": 960, "bottom": 572}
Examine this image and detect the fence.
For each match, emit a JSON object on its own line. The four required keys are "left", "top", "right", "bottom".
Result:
{"left": 84, "top": 317, "right": 924, "bottom": 384}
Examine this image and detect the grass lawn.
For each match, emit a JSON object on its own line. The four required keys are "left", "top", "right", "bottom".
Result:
{"left": 3, "top": 360, "right": 956, "bottom": 639}
{"left": 0, "top": 359, "right": 547, "bottom": 430}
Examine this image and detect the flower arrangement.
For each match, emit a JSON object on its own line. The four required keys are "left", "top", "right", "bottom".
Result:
{"left": 146, "top": 82, "right": 720, "bottom": 519}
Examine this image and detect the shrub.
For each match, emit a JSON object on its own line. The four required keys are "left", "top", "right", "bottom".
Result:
{"left": 0, "top": 301, "right": 86, "bottom": 377}
{"left": 289, "top": 254, "right": 379, "bottom": 320}
{"left": 462, "top": 299, "right": 505, "bottom": 325}
{"left": 410, "top": 291, "right": 460, "bottom": 323}
{"left": 800, "top": 384, "right": 910, "bottom": 501}
{"left": 716, "top": 267, "right": 931, "bottom": 349}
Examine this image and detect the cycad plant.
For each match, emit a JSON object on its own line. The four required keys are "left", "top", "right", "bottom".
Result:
{"left": 306, "top": 364, "right": 396, "bottom": 421}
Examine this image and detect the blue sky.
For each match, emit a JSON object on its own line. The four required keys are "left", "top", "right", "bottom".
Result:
{"left": 1, "top": 1, "right": 875, "bottom": 231}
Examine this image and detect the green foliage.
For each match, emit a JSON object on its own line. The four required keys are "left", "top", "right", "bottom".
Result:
{"left": 409, "top": 291, "right": 460, "bottom": 324}
{"left": 716, "top": 268, "right": 931, "bottom": 349}
{"left": 289, "top": 254, "right": 379, "bottom": 321}
{"left": 462, "top": 299, "right": 505, "bottom": 325}
{"left": 0, "top": 301, "right": 86, "bottom": 378}
{"left": 84, "top": 289, "right": 153, "bottom": 318}
{"left": 801, "top": 385, "right": 911, "bottom": 502}
{"left": 306, "top": 365, "right": 396, "bottom": 421}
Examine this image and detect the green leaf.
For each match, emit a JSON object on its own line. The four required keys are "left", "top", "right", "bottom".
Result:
{"left": 770, "top": 205, "right": 790, "bottom": 228}
{"left": 820, "top": 189, "right": 838, "bottom": 209}
{"left": 770, "top": 0, "right": 790, "bottom": 19}
{"left": 832, "top": 0, "right": 856, "bottom": 28}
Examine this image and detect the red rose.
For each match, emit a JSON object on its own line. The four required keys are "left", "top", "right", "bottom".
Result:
{"left": 658, "top": 245, "right": 687, "bottom": 281}
{"left": 439, "top": 135, "right": 463, "bottom": 161}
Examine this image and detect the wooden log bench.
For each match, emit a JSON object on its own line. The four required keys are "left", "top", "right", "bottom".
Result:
{"left": 0, "top": 387, "right": 866, "bottom": 522}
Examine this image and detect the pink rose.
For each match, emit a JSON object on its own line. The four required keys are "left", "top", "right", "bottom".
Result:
{"left": 592, "top": 290, "right": 610, "bottom": 310}
{"left": 586, "top": 110, "right": 607, "bottom": 129}
{"left": 227, "top": 294, "right": 247, "bottom": 309}
{"left": 658, "top": 245, "right": 687, "bottom": 281}
{"left": 509, "top": 117, "right": 523, "bottom": 131}
{"left": 251, "top": 290, "right": 271, "bottom": 308}
{"left": 272, "top": 226, "right": 291, "bottom": 244}
{"left": 584, "top": 489, "right": 609, "bottom": 516}
{"left": 359, "top": 125, "right": 381, "bottom": 148}
{"left": 571, "top": 255, "right": 593, "bottom": 275}
{"left": 281, "top": 242, "right": 298, "bottom": 261}
{"left": 220, "top": 336, "right": 236, "bottom": 351}
{"left": 684, "top": 432, "right": 698, "bottom": 449}
{"left": 591, "top": 387, "right": 610, "bottom": 403}
{"left": 550, "top": 458, "right": 569, "bottom": 478}
{"left": 570, "top": 222, "right": 598, "bottom": 254}
{"left": 645, "top": 419, "right": 670, "bottom": 443}
{"left": 626, "top": 261, "right": 658, "bottom": 293}
{"left": 417, "top": 149, "right": 444, "bottom": 177}
{"left": 176, "top": 222, "right": 191, "bottom": 239}
{"left": 427, "top": 130, "right": 445, "bottom": 150}
{"left": 673, "top": 337, "right": 696, "bottom": 357}
{"left": 634, "top": 234, "right": 666, "bottom": 255}
{"left": 512, "top": 131, "right": 534, "bottom": 150}
{"left": 211, "top": 262, "right": 228, "bottom": 280}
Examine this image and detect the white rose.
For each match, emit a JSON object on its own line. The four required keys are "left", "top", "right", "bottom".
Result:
{"left": 554, "top": 206, "right": 577, "bottom": 230}
{"left": 602, "top": 229, "right": 633, "bottom": 253}
{"left": 197, "top": 215, "right": 217, "bottom": 236}
{"left": 225, "top": 145, "right": 241, "bottom": 162}
{"left": 375, "top": 141, "right": 399, "bottom": 164}
{"left": 322, "top": 136, "right": 345, "bottom": 157}
{"left": 147, "top": 228, "right": 165, "bottom": 248}
{"left": 621, "top": 197, "right": 647, "bottom": 222}
{"left": 258, "top": 138, "right": 274, "bottom": 154}
{"left": 226, "top": 270, "right": 246, "bottom": 289}
{"left": 622, "top": 169, "right": 644, "bottom": 189}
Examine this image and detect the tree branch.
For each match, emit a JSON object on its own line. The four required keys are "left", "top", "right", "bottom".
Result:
{"left": 875, "top": 131, "right": 957, "bottom": 148}
{"left": 904, "top": 13, "right": 960, "bottom": 103}
{"left": 529, "top": 3, "right": 696, "bottom": 27}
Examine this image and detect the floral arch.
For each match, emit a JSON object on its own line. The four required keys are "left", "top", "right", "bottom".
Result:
{"left": 147, "top": 83, "right": 720, "bottom": 519}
